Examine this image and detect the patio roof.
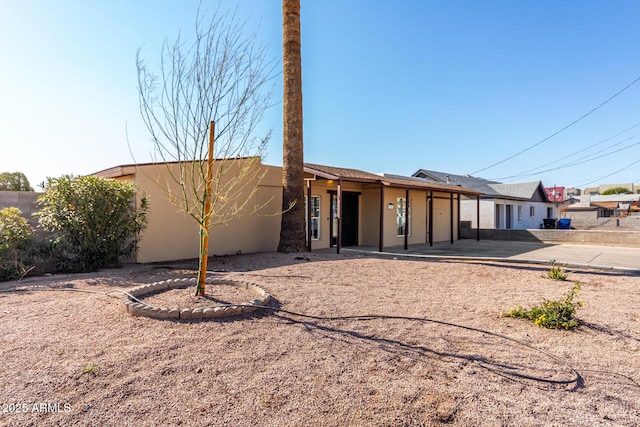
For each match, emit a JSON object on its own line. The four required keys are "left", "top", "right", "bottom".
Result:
{"left": 304, "top": 163, "right": 482, "bottom": 196}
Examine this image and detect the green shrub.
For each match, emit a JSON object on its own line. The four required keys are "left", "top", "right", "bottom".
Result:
{"left": 502, "top": 282, "right": 583, "bottom": 329}
{"left": 0, "top": 207, "right": 35, "bottom": 280}
{"left": 36, "top": 175, "right": 149, "bottom": 272}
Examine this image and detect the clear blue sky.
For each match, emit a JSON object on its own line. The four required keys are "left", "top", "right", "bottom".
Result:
{"left": 2, "top": 0, "right": 639, "bottom": 191}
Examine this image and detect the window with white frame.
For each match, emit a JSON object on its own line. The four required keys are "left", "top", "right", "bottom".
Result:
{"left": 529, "top": 206, "right": 535, "bottom": 217}
{"left": 304, "top": 195, "right": 320, "bottom": 240}
{"left": 397, "top": 197, "right": 410, "bottom": 236}
{"left": 517, "top": 205, "right": 523, "bottom": 222}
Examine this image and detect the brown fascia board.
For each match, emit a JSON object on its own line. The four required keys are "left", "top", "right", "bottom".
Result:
{"left": 303, "top": 166, "right": 340, "bottom": 180}
{"left": 384, "top": 178, "right": 482, "bottom": 195}
{"left": 305, "top": 164, "right": 483, "bottom": 195}
{"left": 92, "top": 157, "right": 265, "bottom": 179}
{"left": 92, "top": 165, "right": 137, "bottom": 179}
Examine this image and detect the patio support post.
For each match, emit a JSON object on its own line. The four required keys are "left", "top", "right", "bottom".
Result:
{"left": 307, "top": 180, "right": 312, "bottom": 251}
{"left": 450, "top": 193, "right": 454, "bottom": 244}
{"left": 337, "top": 178, "right": 342, "bottom": 254}
{"left": 425, "top": 192, "right": 429, "bottom": 244}
{"left": 379, "top": 182, "right": 384, "bottom": 252}
{"left": 476, "top": 195, "right": 480, "bottom": 241}
{"left": 404, "top": 189, "right": 409, "bottom": 250}
{"left": 457, "top": 194, "right": 461, "bottom": 240}
{"left": 428, "top": 191, "right": 433, "bottom": 246}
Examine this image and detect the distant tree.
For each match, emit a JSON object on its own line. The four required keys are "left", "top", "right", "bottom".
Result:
{"left": 0, "top": 172, "right": 34, "bottom": 191}
{"left": 601, "top": 187, "right": 632, "bottom": 195}
{"left": 37, "top": 175, "right": 149, "bottom": 273}
{"left": 136, "top": 4, "right": 276, "bottom": 295}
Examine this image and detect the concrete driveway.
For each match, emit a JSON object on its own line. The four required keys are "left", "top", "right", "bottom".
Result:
{"left": 343, "top": 239, "right": 640, "bottom": 274}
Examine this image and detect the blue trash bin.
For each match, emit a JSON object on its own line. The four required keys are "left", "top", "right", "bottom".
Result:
{"left": 557, "top": 218, "right": 571, "bottom": 229}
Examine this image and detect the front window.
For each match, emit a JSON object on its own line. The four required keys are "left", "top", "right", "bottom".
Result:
{"left": 529, "top": 206, "right": 535, "bottom": 217}
{"left": 304, "top": 195, "right": 320, "bottom": 240}
{"left": 517, "top": 205, "right": 523, "bottom": 222}
{"left": 397, "top": 197, "right": 410, "bottom": 236}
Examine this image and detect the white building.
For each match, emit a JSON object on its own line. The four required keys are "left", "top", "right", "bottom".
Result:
{"left": 412, "top": 169, "right": 556, "bottom": 230}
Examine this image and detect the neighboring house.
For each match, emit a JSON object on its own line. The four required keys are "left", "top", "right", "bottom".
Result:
{"left": 544, "top": 186, "right": 564, "bottom": 203}
{"left": 412, "top": 169, "right": 555, "bottom": 230}
{"left": 583, "top": 183, "right": 639, "bottom": 195}
{"left": 92, "top": 160, "right": 482, "bottom": 263}
{"left": 562, "top": 194, "right": 640, "bottom": 220}
{"left": 564, "top": 187, "right": 581, "bottom": 198}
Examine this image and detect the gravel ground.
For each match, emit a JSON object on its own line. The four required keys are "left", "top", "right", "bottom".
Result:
{"left": 1, "top": 251, "right": 639, "bottom": 426}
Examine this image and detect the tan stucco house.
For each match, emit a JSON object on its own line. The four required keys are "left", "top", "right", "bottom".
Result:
{"left": 93, "top": 160, "right": 482, "bottom": 263}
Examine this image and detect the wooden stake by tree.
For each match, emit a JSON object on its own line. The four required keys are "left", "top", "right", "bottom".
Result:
{"left": 136, "top": 4, "right": 275, "bottom": 295}
{"left": 196, "top": 121, "right": 215, "bottom": 296}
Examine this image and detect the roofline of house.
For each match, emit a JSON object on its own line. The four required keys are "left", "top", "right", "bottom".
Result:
{"left": 304, "top": 165, "right": 483, "bottom": 195}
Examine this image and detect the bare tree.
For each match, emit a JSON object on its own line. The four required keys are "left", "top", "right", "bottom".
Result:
{"left": 278, "top": 0, "right": 307, "bottom": 253}
{"left": 136, "top": 4, "right": 275, "bottom": 295}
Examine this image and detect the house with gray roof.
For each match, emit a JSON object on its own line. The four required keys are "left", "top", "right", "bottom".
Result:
{"left": 412, "top": 169, "right": 555, "bottom": 230}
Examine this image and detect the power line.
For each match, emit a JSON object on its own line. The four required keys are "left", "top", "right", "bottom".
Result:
{"left": 498, "top": 137, "right": 640, "bottom": 182}
{"left": 571, "top": 157, "right": 640, "bottom": 188}
{"left": 495, "top": 121, "right": 640, "bottom": 181}
{"left": 472, "top": 75, "right": 640, "bottom": 176}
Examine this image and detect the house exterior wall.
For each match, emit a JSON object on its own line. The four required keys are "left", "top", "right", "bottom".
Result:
{"left": 360, "top": 187, "right": 381, "bottom": 247}
{"left": 304, "top": 182, "right": 461, "bottom": 250}
{"left": 461, "top": 198, "right": 492, "bottom": 229}
{"left": 410, "top": 190, "right": 428, "bottom": 244}
{"left": 104, "top": 161, "right": 283, "bottom": 263}
{"left": 460, "top": 197, "right": 554, "bottom": 230}
{"left": 431, "top": 193, "right": 456, "bottom": 242}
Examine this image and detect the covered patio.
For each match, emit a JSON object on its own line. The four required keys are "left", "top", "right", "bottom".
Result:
{"left": 303, "top": 163, "right": 483, "bottom": 253}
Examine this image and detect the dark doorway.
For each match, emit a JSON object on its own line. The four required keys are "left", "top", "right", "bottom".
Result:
{"left": 329, "top": 191, "right": 360, "bottom": 247}
{"left": 341, "top": 193, "right": 359, "bottom": 246}
{"left": 505, "top": 204, "right": 513, "bottom": 229}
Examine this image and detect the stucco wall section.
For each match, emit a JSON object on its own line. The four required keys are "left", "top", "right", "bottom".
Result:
{"left": 460, "top": 222, "right": 640, "bottom": 247}
{"left": 125, "top": 160, "right": 283, "bottom": 263}
{"left": 461, "top": 197, "right": 555, "bottom": 230}
{"left": 0, "top": 191, "right": 51, "bottom": 242}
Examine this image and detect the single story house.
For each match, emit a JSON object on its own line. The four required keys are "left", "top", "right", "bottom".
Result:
{"left": 412, "top": 169, "right": 555, "bottom": 230}
{"left": 93, "top": 160, "right": 482, "bottom": 263}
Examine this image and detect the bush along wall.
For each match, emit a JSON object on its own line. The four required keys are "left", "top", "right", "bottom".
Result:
{"left": 36, "top": 175, "right": 149, "bottom": 273}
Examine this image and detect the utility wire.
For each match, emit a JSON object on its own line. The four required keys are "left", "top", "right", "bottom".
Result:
{"left": 496, "top": 122, "right": 640, "bottom": 182}
{"left": 498, "top": 138, "right": 640, "bottom": 182}
{"left": 472, "top": 75, "right": 640, "bottom": 176}
{"left": 571, "top": 158, "right": 640, "bottom": 188}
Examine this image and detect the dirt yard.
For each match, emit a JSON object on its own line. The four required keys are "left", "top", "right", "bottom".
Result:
{"left": 1, "top": 251, "right": 639, "bottom": 426}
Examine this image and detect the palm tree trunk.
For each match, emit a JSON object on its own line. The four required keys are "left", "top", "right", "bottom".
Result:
{"left": 278, "top": 0, "right": 307, "bottom": 253}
